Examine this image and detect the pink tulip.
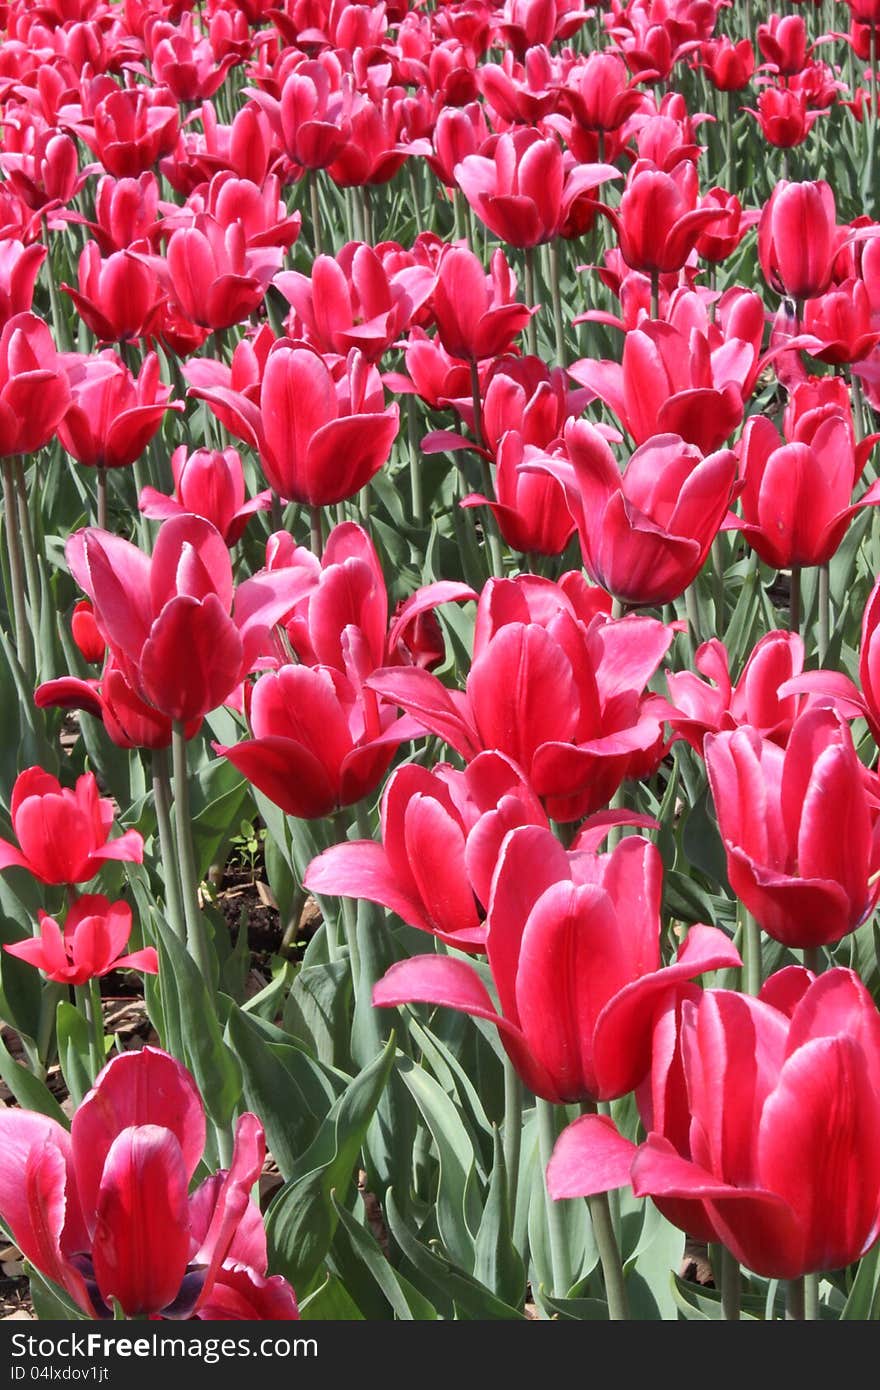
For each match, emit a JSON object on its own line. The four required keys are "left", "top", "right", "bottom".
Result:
{"left": 5, "top": 894, "right": 158, "bottom": 985}
{"left": 0, "top": 1048, "right": 298, "bottom": 1319}
{"left": 0, "top": 768, "right": 143, "bottom": 887}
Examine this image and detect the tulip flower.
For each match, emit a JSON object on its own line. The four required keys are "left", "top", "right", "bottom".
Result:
{"left": 700, "top": 36, "right": 755, "bottom": 90}
{"left": 461, "top": 431, "right": 576, "bottom": 556}
{"left": 375, "top": 826, "right": 740, "bottom": 1103}
{"left": 0, "top": 1048, "right": 299, "bottom": 1319}
{"left": 705, "top": 708, "right": 880, "bottom": 949}
{"left": 275, "top": 241, "right": 435, "bottom": 362}
{"left": 801, "top": 280, "right": 880, "bottom": 364}
{"left": 454, "top": 129, "right": 618, "bottom": 247}
{"left": 36, "top": 653, "right": 199, "bottom": 751}
{"left": 139, "top": 446, "right": 271, "bottom": 547}
{"left": 80, "top": 87, "right": 180, "bottom": 178}
{"left": 757, "top": 180, "right": 840, "bottom": 301}
{"left": 368, "top": 575, "right": 673, "bottom": 822}
{"left": 0, "top": 768, "right": 143, "bottom": 886}
{"left": 549, "top": 969, "right": 880, "bottom": 1281}
{"left": 66, "top": 516, "right": 315, "bottom": 726}
{"left": 558, "top": 51, "right": 648, "bottom": 133}
{"left": 757, "top": 13, "right": 811, "bottom": 75}
{"left": 152, "top": 216, "right": 281, "bottom": 332}
{"left": 0, "top": 240, "right": 46, "bottom": 327}
{"left": 189, "top": 344, "right": 400, "bottom": 507}
{"left": 76, "top": 172, "right": 160, "bottom": 255}
{"left": 71, "top": 599, "right": 105, "bottom": 665}
{"left": 0, "top": 311, "right": 71, "bottom": 458}
{"left": 61, "top": 244, "right": 163, "bottom": 345}
{"left": 431, "top": 246, "right": 535, "bottom": 362}
{"left": 58, "top": 350, "right": 182, "bottom": 472}
{"left": 663, "top": 630, "right": 856, "bottom": 753}
{"left": 426, "top": 103, "right": 490, "bottom": 188}
{"left": 530, "top": 421, "right": 739, "bottom": 606}
{"left": 750, "top": 86, "right": 823, "bottom": 148}
{"left": 602, "top": 161, "right": 731, "bottom": 276}
{"left": 305, "top": 752, "right": 549, "bottom": 949}
{"left": 730, "top": 403, "right": 880, "bottom": 570}
{"left": 5, "top": 895, "right": 158, "bottom": 985}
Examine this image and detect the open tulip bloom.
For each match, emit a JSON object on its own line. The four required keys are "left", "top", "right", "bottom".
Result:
{"left": 0, "top": 1048, "right": 298, "bottom": 1320}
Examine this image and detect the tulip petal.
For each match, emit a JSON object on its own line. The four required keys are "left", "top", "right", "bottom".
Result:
{"left": 547, "top": 1113, "right": 638, "bottom": 1199}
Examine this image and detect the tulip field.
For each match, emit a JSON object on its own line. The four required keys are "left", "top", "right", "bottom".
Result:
{"left": 5, "top": 0, "right": 880, "bottom": 1330}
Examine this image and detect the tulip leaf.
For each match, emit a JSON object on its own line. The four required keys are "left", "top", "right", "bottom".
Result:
{"left": 225, "top": 1003, "right": 341, "bottom": 1178}
{"left": 148, "top": 909, "right": 242, "bottom": 1128}
{"left": 841, "top": 1244, "right": 880, "bottom": 1320}
{"left": 473, "top": 1129, "right": 526, "bottom": 1310}
{"left": 397, "top": 1054, "right": 482, "bottom": 1270}
{"left": 187, "top": 756, "right": 250, "bottom": 880}
{"left": 384, "top": 1189, "right": 525, "bottom": 1320}
{"left": 670, "top": 1271, "right": 762, "bottom": 1321}
{"left": 0, "top": 1031, "right": 68, "bottom": 1127}
{"left": 27, "top": 1268, "right": 87, "bottom": 1321}
{"left": 283, "top": 952, "right": 353, "bottom": 1070}
{"left": 55, "top": 1001, "right": 92, "bottom": 1111}
{"left": 332, "top": 1192, "right": 441, "bottom": 1320}
{"left": 298, "top": 1272, "right": 365, "bottom": 1321}
{"left": 266, "top": 1034, "right": 396, "bottom": 1293}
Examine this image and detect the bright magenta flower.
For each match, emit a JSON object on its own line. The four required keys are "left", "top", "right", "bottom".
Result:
{"left": 0, "top": 1048, "right": 299, "bottom": 1319}
{"left": 5, "top": 894, "right": 158, "bottom": 985}
{"left": 0, "top": 311, "right": 71, "bottom": 457}
{"left": 550, "top": 969, "right": 880, "bottom": 1281}
{"left": 139, "top": 446, "right": 271, "bottom": 547}
{"left": 58, "top": 350, "right": 182, "bottom": 472}
{"left": 374, "top": 827, "right": 739, "bottom": 1103}
{"left": 706, "top": 707, "right": 880, "bottom": 949}
{"left": 0, "top": 768, "right": 143, "bottom": 886}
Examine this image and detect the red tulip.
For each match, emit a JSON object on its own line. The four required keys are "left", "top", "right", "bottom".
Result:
{"left": 454, "top": 129, "right": 618, "bottom": 247}
{"left": 461, "top": 430, "right": 576, "bottom": 556}
{"left": 431, "top": 246, "right": 534, "bottom": 362}
{"left": 603, "top": 161, "right": 731, "bottom": 276}
{"left": 0, "top": 767, "right": 143, "bottom": 886}
{"left": 149, "top": 13, "right": 237, "bottom": 103}
{"left": 0, "top": 311, "right": 71, "bottom": 457}
{"left": 801, "top": 279, "right": 880, "bottom": 364}
{"left": 706, "top": 708, "right": 880, "bottom": 948}
{"left": 731, "top": 398, "right": 880, "bottom": 569}
{"left": 663, "top": 630, "right": 850, "bottom": 752}
{"left": 758, "top": 180, "right": 840, "bottom": 300}
{"left": 82, "top": 86, "right": 180, "bottom": 178}
{"left": 71, "top": 599, "right": 105, "bottom": 665}
{"left": 694, "top": 188, "right": 760, "bottom": 263}
{"left": 0, "top": 240, "right": 46, "bottom": 327}
{"left": 190, "top": 344, "right": 400, "bottom": 506}
{"left": 275, "top": 241, "right": 434, "bottom": 362}
{"left": 368, "top": 575, "right": 673, "bottom": 822}
{"left": 61, "top": 243, "right": 163, "bottom": 345}
{"left": 58, "top": 350, "right": 181, "bottom": 471}
{"left": 5, "top": 894, "right": 158, "bottom": 985}
{"left": 757, "top": 13, "right": 811, "bottom": 75}
{"left": 426, "top": 103, "right": 490, "bottom": 187}
{"left": 700, "top": 36, "right": 755, "bottom": 90}
{"left": 139, "top": 446, "right": 271, "bottom": 546}
{"left": 66, "top": 516, "right": 313, "bottom": 726}
{"left": 750, "top": 85, "right": 822, "bottom": 147}
{"left": 35, "top": 653, "right": 199, "bottom": 751}
{"left": 558, "top": 51, "right": 649, "bottom": 132}
{"left": 0, "top": 1048, "right": 299, "bottom": 1319}
{"left": 306, "top": 751, "right": 548, "bottom": 949}
{"left": 550, "top": 970, "right": 880, "bottom": 1281}
{"left": 374, "top": 826, "right": 739, "bottom": 1103}
{"left": 533, "top": 421, "right": 739, "bottom": 606}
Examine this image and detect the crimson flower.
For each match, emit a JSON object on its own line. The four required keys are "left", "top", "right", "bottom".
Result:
{"left": 0, "top": 768, "right": 143, "bottom": 887}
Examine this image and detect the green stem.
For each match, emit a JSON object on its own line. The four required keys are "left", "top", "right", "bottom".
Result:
{"left": 309, "top": 504, "right": 324, "bottom": 558}
{"left": 817, "top": 564, "right": 830, "bottom": 664}
{"left": 502, "top": 1058, "right": 523, "bottom": 1226}
{"left": 547, "top": 239, "right": 567, "bottom": 367}
{"left": 270, "top": 491, "right": 283, "bottom": 534}
{"left": 711, "top": 536, "right": 725, "bottom": 630}
{"left": 75, "top": 979, "right": 105, "bottom": 1083}
{"left": 802, "top": 944, "right": 823, "bottom": 975}
{"left": 524, "top": 246, "right": 538, "bottom": 357}
{"left": 742, "top": 905, "right": 763, "bottom": 996}
{"left": 309, "top": 171, "right": 323, "bottom": 258}
{"left": 650, "top": 268, "right": 660, "bottom": 320}
{"left": 470, "top": 359, "right": 504, "bottom": 578}
{"left": 588, "top": 1190, "right": 629, "bottom": 1320}
{"left": 171, "top": 722, "right": 214, "bottom": 985}
{"left": 13, "top": 457, "right": 40, "bottom": 657}
{"left": 804, "top": 1272, "right": 819, "bottom": 1320}
{"left": 407, "top": 395, "right": 423, "bottom": 527}
{"left": 96, "top": 466, "right": 108, "bottom": 531}
{"left": 2, "top": 457, "right": 33, "bottom": 679}
{"left": 719, "top": 1245, "right": 741, "bottom": 1321}
{"left": 789, "top": 565, "right": 801, "bottom": 637}
{"left": 151, "top": 746, "right": 186, "bottom": 942}
{"left": 725, "top": 89, "right": 736, "bottom": 193}
{"left": 685, "top": 582, "right": 702, "bottom": 649}
{"left": 786, "top": 1276, "right": 805, "bottom": 1320}
{"left": 333, "top": 813, "right": 362, "bottom": 982}
{"left": 536, "top": 1098, "right": 572, "bottom": 1299}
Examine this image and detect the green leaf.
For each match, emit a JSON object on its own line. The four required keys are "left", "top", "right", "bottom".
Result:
{"left": 298, "top": 1273, "right": 365, "bottom": 1321}
{"left": 28, "top": 1268, "right": 87, "bottom": 1321}
{"left": 55, "top": 1001, "right": 92, "bottom": 1111}
{"left": 332, "top": 1194, "right": 430, "bottom": 1321}
{"left": 473, "top": 1129, "right": 526, "bottom": 1309}
{"left": 384, "top": 1189, "right": 525, "bottom": 1321}
{"left": 149, "top": 910, "right": 242, "bottom": 1128}
{"left": 225, "top": 1003, "right": 340, "bottom": 1179}
{"left": 397, "top": 1055, "right": 481, "bottom": 1271}
{"left": 842, "top": 1243, "right": 880, "bottom": 1320}
{"left": 266, "top": 1035, "right": 396, "bottom": 1293}
{"left": 0, "top": 1032, "right": 68, "bottom": 1126}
